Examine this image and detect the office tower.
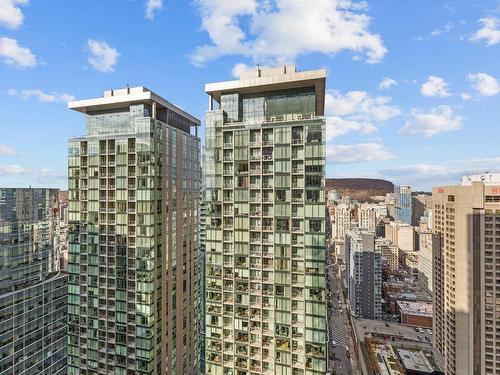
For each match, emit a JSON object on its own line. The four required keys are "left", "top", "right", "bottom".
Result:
{"left": 394, "top": 185, "right": 412, "bottom": 224}
{"left": 0, "top": 188, "right": 68, "bottom": 375}
{"left": 204, "top": 65, "right": 327, "bottom": 375}
{"left": 411, "top": 193, "right": 431, "bottom": 226}
{"left": 333, "top": 202, "right": 351, "bottom": 240}
{"left": 345, "top": 229, "right": 382, "bottom": 320}
{"left": 67, "top": 87, "right": 201, "bottom": 374}
{"left": 433, "top": 173, "right": 500, "bottom": 375}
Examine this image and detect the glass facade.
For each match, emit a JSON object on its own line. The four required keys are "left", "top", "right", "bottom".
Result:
{"left": 0, "top": 188, "right": 67, "bottom": 375}
{"left": 68, "top": 97, "right": 200, "bottom": 375}
{"left": 205, "top": 79, "right": 327, "bottom": 375}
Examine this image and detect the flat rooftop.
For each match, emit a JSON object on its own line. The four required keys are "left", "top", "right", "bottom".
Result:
{"left": 460, "top": 173, "right": 500, "bottom": 185}
{"left": 68, "top": 86, "right": 200, "bottom": 126}
{"left": 397, "top": 349, "right": 443, "bottom": 374}
{"left": 205, "top": 65, "right": 326, "bottom": 116}
{"left": 397, "top": 300, "right": 433, "bottom": 317}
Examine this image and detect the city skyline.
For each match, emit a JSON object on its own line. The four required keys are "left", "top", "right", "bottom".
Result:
{"left": 0, "top": 0, "right": 499, "bottom": 191}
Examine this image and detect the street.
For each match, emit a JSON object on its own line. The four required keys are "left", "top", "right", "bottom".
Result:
{"left": 326, "top": 248, "right": 353, "bottom": 375}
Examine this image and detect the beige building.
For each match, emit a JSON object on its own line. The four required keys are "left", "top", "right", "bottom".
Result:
{"left": 67, "top": 87, "right": 201, "bottom": 374}
{"left": 416, "top": 226, "right": 436, "bottom": 293}
{"left": 357, "top": 203, "right": 377, "bottom": 232}
{"left": 433, "top": 173, "right": 500, "bottom": 375}
{"left": 333, "top": 203, "right": 351, "bottom": 240}
{"left": 384, "top": 221, "right": 415, "bottom": 251}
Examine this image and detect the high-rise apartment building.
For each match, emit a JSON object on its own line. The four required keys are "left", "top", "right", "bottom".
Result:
{"left": 433, "top": 173, "right": 500, "bottom": 375}
{"left": 345, "top": 229, "right": 382, "bottom": 320}
{"left": 333, "top": 203, "right": 351, "bottom": 240}
{"left": 67, "top": 87, "right": 201, "bottom": 374}
{"left": 357, "top": 203, "right": 377, "bottom": 233}
{"left": 0, "top": 188, "right": 68, "bottom": 375}
{"left": 394, "top": 185, "right": 412, "bottom": 224}
{"left": 204, "top": 65, "right": 327, "bottom": 375}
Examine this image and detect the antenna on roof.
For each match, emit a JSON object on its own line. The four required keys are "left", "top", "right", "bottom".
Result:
{"left": 126, "top": 84, "right": 130, "bottom": 94}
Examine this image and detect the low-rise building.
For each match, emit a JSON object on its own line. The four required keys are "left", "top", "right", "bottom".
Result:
{"left": 396, "top": 301, "right": 433, "bottom": 328}
{"left": 396, "top": 348, "right": 444, "bottom": 375}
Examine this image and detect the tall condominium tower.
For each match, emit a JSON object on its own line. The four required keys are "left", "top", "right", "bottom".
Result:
{"left": 345, "top": 229, "right": 382, "bottom": 320}
{"left": 394, "top": 185, "right": 412, "bottom": 224}
{"left": 67, "top": 87, "right": 201, "bottom": 375}
{"left": 0, "top": 188, "right": 68, "bottom": 375}
{"left": 204, "top": 65, "right": 327, "bottom": 375}
{"left": 433, "top": 173, "right": 500, "bottom": 375}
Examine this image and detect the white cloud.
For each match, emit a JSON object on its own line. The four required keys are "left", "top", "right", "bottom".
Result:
{"left": 420, "top": 76, "right": 450, "bottom": 97}
{"left": 0, "top": 164, "right": 66, "bottom": 183}
{"left": 415, "top": 22, "right": 453, "bottom": 41}
{"left": 0, "top": 0, "right": 28, "bottom": 30}
{"left": 379, "top": 159, "right": 500, "bottom": 187}
{"left": 378, "top": 77, "right": 397, "bottom": 90}
{"left": 0, "top": 164, "right": 28, "bottom": 175}
{"left": 327, "top": 143, "right": 394, "bottom": 164}
{"left": 326, "top": 116, "right": 376, "bottom": 140}
{"left": 87, "top": 39, "right": 119, "bottom": 73}
{"left": 400, "top": 105, "right": 463, "bottom": 137}
{"left": 0, "top": 144, "right": 15, "bottom": 156}
{"left": 145, "top": 0, "right": 163, "bottom": 20}
{"left": 7, "top": 88, "right": 75, "bottom": 103}
{"left": 191, "top": 0, "right": 387, "bottom": 66}
{"left": 460, "top": 92, "right": 472, "bottom": 100}
{"left": 326, "top": 90, "right": 400, "bottom": 121}
{"left": 470, "top": 17, "right": 500, "bottom": 46}
{"left": 0, "top": 37, "right": 36, "bottom": 68}
{"left": 381, "top": 164, "right": 451, "bottom": 178}
{"left": 325, "top": 90, "right": 400, "bottom": 140}
{"left": 468, "top": 72, "right": 500, "bottom": 96}
{"left": 231, "top": 62, "right": 252, "bottom": 78}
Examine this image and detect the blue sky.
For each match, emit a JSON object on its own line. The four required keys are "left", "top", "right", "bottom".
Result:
{"left": 0, "top": 0, "right": 499, "bottom": 191}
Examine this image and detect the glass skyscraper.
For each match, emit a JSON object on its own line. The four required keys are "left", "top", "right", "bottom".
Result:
{"left": 67, "top": 87, "right": 201, "bottom": 374}
{"left": 0, "top": 188, "right": 67, "bottom": 375}
{"left": 204, "top": 66, "right": 327, "bottom": 375}
{"left": 394, "top": 185, "right": 412, "bottom": 224}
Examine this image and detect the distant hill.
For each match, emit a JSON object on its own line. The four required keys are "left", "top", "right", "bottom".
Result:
{"left": 326, "top": 178, "right": 394, "bottom": 202}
